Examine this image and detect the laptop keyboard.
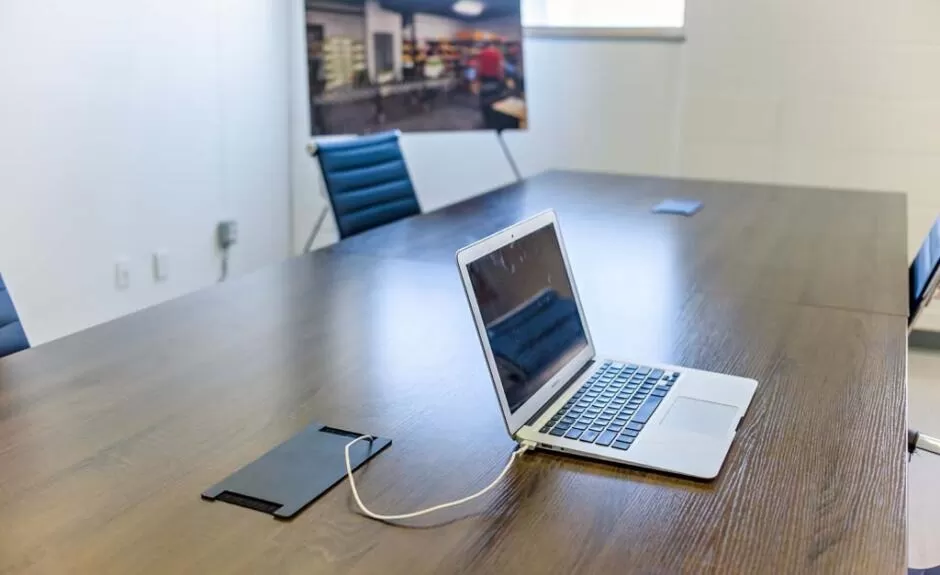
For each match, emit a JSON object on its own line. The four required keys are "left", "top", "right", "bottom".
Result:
{"left": 538, "top": 361, "right": 680, "bottom": 451}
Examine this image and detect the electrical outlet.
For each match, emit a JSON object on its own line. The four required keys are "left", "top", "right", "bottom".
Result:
{"left": 152, "top": 251, "right": 169, "bottom": 282}
{"left": 115, "top": 259, "right": 130, "bottom": 291}
{"left": 217, "top": 220, "right": 238, "bottom": 250}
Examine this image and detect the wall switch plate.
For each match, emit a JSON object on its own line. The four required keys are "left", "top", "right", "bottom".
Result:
{"left": 115, "top": 259, "right": 130, "bottom": 291}
{"left": 152, "top": 251, "right": 169, "bottom": 282}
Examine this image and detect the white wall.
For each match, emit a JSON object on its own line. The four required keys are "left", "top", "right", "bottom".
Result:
{"left": 0, "top": 0, "right": 292, "bottom": 344}
{"left": 678, "top": 0, "right": 940, "bottom": 208}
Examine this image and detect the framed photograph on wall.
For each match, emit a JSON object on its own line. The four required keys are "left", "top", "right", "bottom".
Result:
{"left": 305, "top": 0, "right": 526, "bottom": 135}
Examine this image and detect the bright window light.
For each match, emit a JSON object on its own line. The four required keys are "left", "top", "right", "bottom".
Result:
{"left": 522, "top": 0, "right": 685, "bottom": 29}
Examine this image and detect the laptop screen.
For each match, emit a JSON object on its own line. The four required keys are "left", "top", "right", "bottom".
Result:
{"left": 467, "top": 223, "right": 589, "bottom": 413}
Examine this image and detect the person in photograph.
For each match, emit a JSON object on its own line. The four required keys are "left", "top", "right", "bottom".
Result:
{"left": 476, "top": 40, "right": 505, "bottom": 130}
{"left": 477, "top": 40, "right": 505, "bottom": 82}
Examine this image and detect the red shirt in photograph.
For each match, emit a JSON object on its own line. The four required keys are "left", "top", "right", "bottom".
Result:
{"left": 477, "top": 46, "right": 504, "bottom": 80}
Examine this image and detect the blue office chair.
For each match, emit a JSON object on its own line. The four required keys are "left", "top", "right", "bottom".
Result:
{"left": 307, "top": 131, "right": 420, "bottom": 245}
{"left": 909, "top": 216, "right": 940, "bottom": 329}
{"left": 0, "top": 273, "right": 29, "bottom": 358}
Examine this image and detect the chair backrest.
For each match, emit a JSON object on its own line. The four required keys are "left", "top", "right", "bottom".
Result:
{"left": 910, "top": 216, "right": 940, "bottom": 327}
{"left": 0, "top": 274, "right": 29, "bottom": 358}
{"left": 315, "top": 131, "right": 420, "bottom": 240}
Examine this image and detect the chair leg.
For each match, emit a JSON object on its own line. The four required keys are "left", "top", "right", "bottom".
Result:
{"left": 303, "top": 206, "right": 331, "bottom": 253}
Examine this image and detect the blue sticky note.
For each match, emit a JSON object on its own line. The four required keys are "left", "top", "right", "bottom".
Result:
{"left": 652, "top": 199, "right": 703, "bottom": 216}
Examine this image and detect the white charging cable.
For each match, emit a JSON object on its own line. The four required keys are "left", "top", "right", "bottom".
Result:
{"left": 344, "top": 435, "right": 532, "bottom": 521}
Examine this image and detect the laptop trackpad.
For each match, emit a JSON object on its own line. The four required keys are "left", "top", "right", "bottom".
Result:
{"left": 661, "top": 397, "right": 738, "bottom": 438}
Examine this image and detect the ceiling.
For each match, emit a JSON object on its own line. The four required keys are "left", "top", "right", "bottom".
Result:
{"left": 308, "top": 0, "right": 519, "bottom": 21}
{"left": 379, "top": 0, "right": 520, "bottom": 20}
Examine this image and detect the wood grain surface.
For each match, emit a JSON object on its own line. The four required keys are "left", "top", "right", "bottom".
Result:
{"left": 327, "top": 170, "right": 909, "bottom": 317}
{"left": 0, "top": 171, "right": 908, "bottom": 574}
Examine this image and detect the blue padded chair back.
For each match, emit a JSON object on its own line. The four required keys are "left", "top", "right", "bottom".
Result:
{"left": 0, "top": 274, "right": 29, "bottom": 358}
{"left": 910, "top": 216, "right": 940, "bottom": 326}
{"left": 315, "top": 131, "right": 420, "bottom": 239}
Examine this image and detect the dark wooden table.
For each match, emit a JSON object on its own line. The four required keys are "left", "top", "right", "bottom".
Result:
{"left": 0, "top": 171, "right": 908, "bottom": 574}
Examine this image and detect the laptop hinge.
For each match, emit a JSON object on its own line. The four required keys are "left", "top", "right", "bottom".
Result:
{"left": 524, "top": 359, "right": 596, "bottom": 428}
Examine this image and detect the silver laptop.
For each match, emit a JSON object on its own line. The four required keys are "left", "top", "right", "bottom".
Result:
{"left": 456, "top": 210, "right": 757, "bottom": 480}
